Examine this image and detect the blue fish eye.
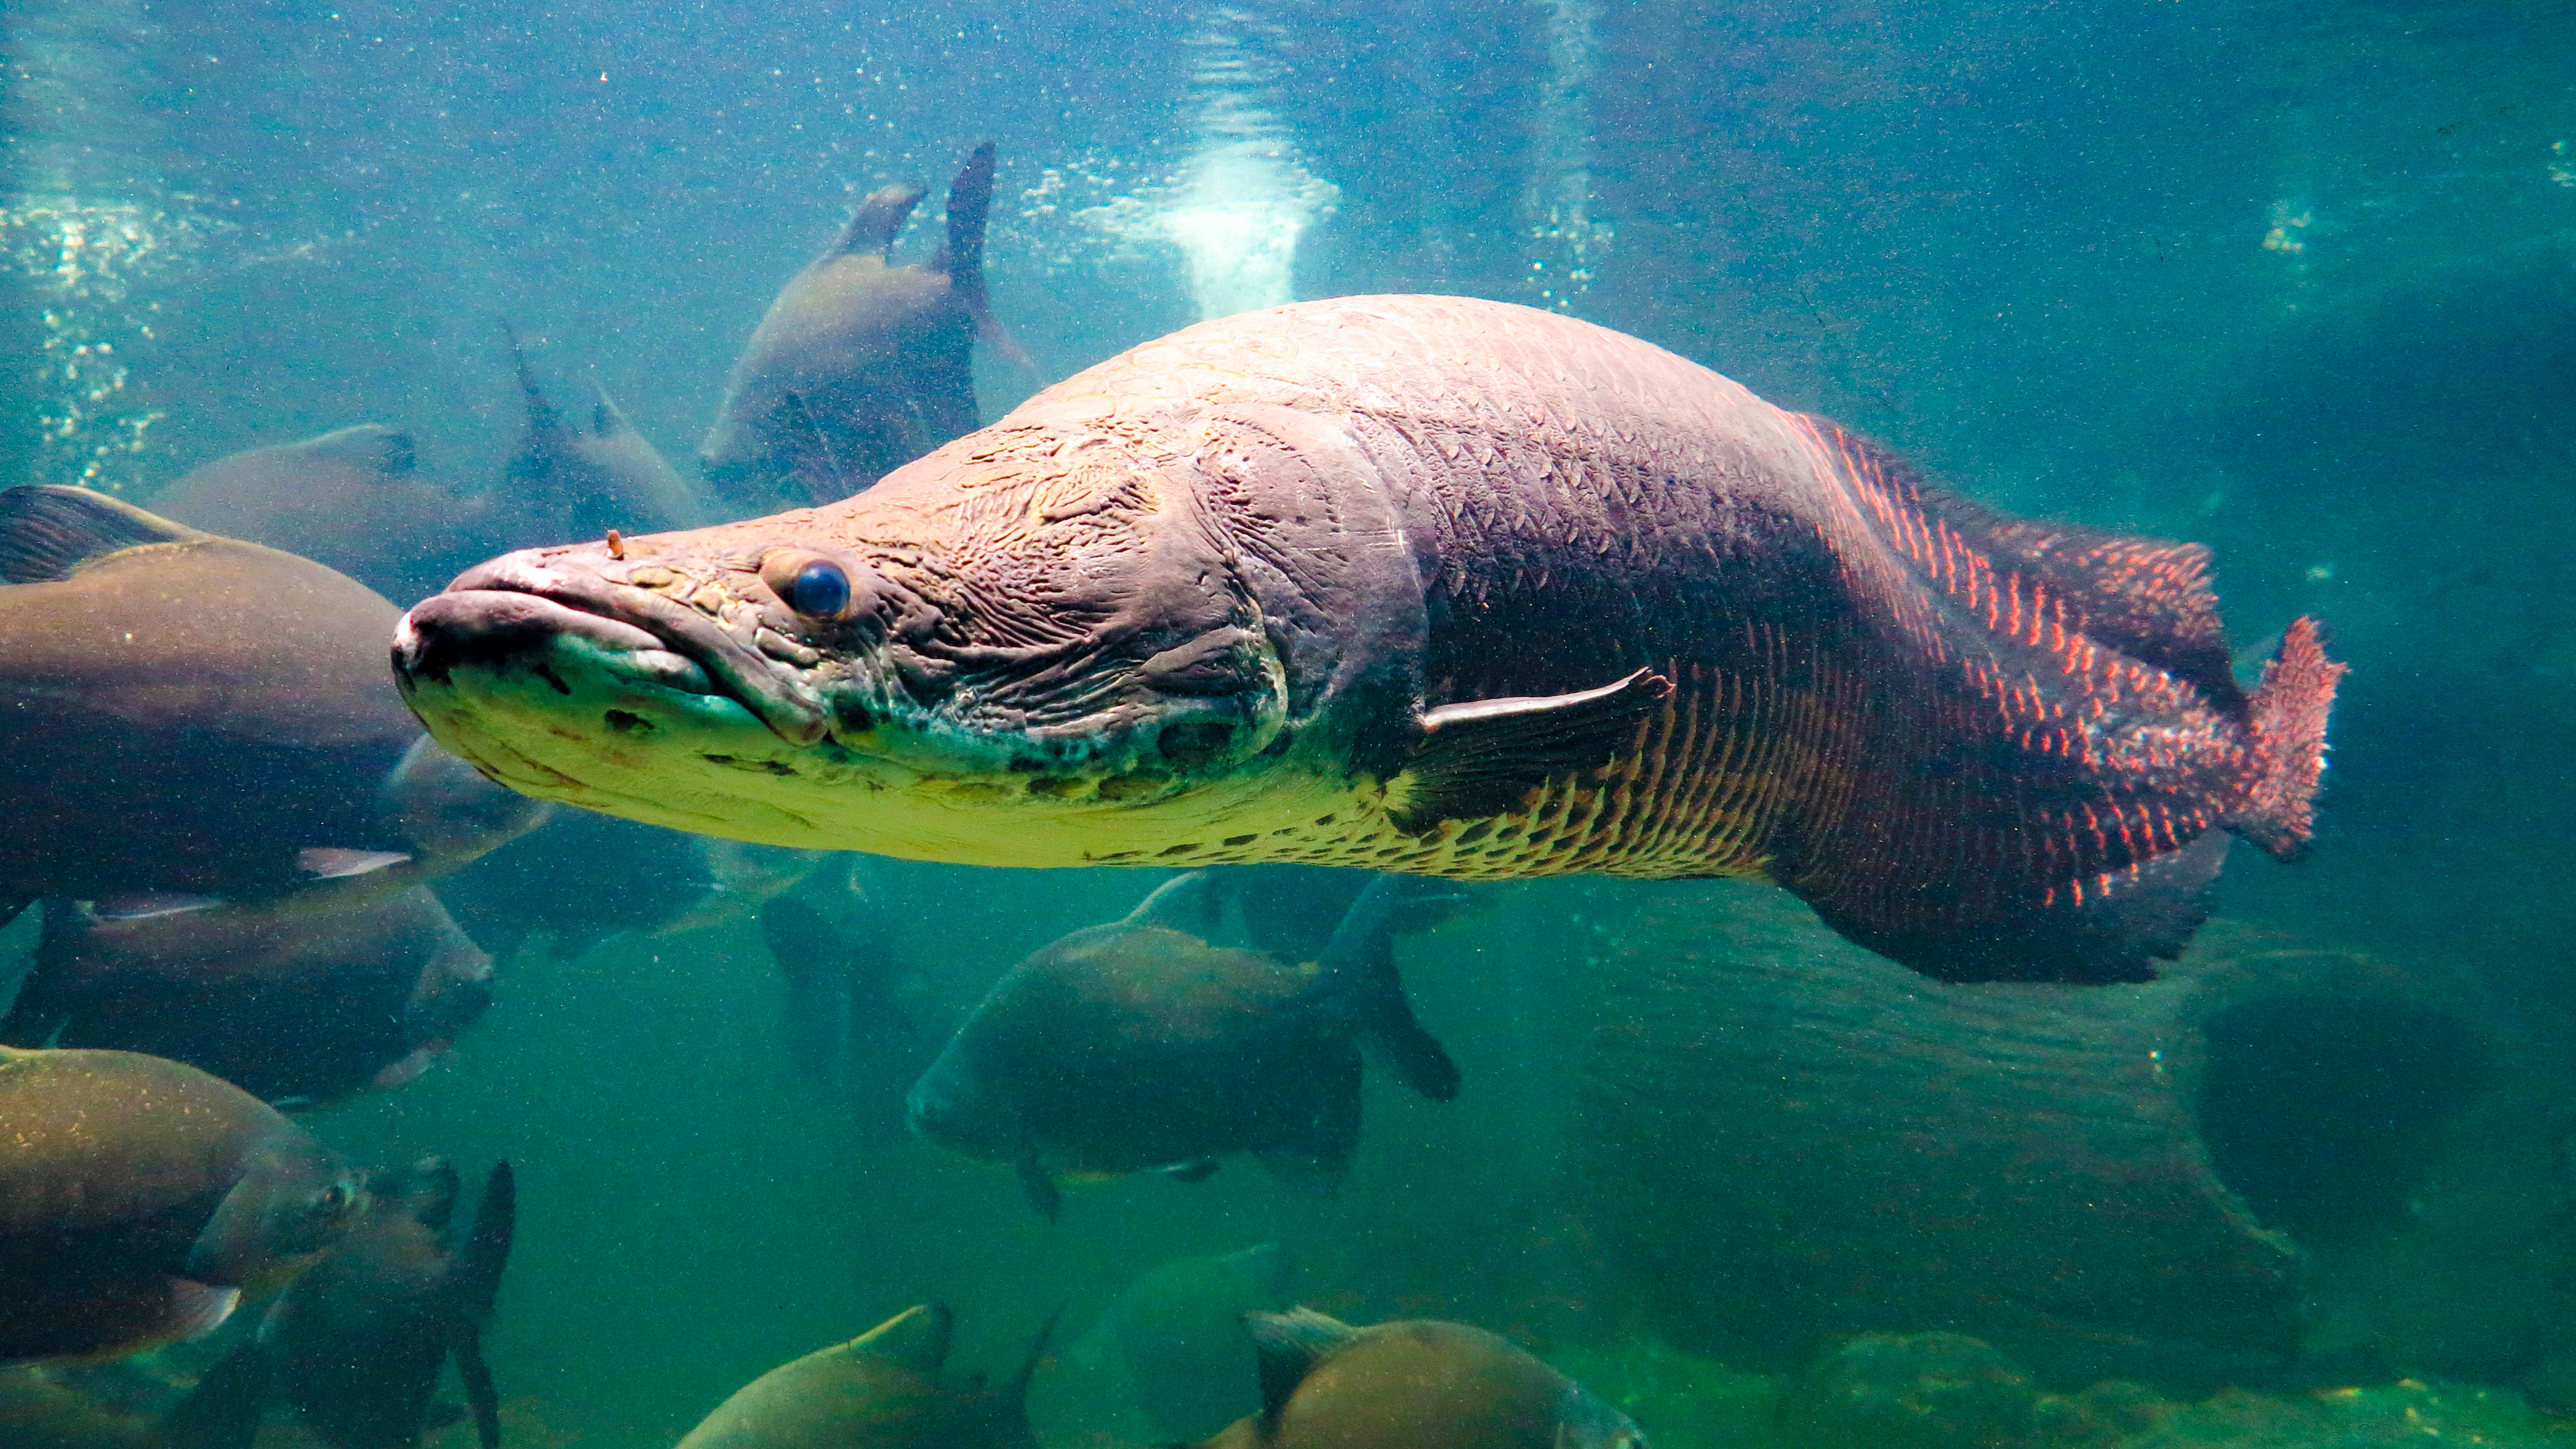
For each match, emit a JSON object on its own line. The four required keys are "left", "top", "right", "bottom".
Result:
{"left": 787, "top": 560, "right": 851, "bottom": 618}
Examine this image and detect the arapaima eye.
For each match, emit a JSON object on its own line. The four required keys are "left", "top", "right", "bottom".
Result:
{"left": 787, "top": 560, "right": 851, "bottom": 618}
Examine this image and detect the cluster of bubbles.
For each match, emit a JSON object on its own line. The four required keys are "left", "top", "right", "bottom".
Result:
{"left": 2, "top": 193, "right": 226, "bottom": 494}
{"left": 1518, "top": 0, "right": 1611, "bottom": 314}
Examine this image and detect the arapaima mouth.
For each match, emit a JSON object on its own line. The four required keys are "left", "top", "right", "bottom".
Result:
{"left": 394, "top": 550, "right": 830, "bottom": 746}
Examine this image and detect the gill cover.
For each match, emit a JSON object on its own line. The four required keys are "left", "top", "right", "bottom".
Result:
{"left": 184, "top": 1129, "right": 367, "bottom": 1287}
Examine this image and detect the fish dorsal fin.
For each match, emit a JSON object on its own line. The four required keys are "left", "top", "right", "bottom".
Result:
{"left": 1319, "top": 877, "right": 1463, "bottom": 1103}
{"left": 378, "top": 1156, "right": 463, "bottom": 1234}
{"left": 1247, "top": 1308, "right": 1361, "bottom": 1421}
{"left": 940, "top": 141, "right": 997, "bottom": 297}
{"left": 1232, "top": 1242, "right": 1296, "bottom": 1309}
{"left": 832, "top": 182, "right": 928, "bottom": 260}
{"left": 0, "top": 485, "right": 201, "bottom": 583}
{"left": 504, "top": 322, "right": 564, "bottom": 439}
{"left": 295, "top": 423, "right": 417, "bottom": 478}
{"left": 587, "top": 379, "right": 638, "bottom": 440}
{"left": 850, "top": 1302, "right": 952, "bottom": 1373}
{"left": 1390, "top": 668, "right": 1672, "bottom": 833}
{"left": 1804, "top": 418, "right": 2244, "bottom": 714}
{"left": 1002, "top": 1302, "right": 1066, "bottom": 1411}
{"left": 1123, "top": 870, "right": 1223, "bottom": 936}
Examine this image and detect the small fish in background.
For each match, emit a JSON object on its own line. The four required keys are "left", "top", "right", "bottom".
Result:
{"left": 434, "top": 807, "right": 824, "bottom": 964}
{"left": 646, "top": 838, "right": 838, "bottom": 941}
{"left": 699, "top": 141, "right": 1004, "bottom": 511}
{"left": 143, "top": 423, "right": 498, "bottom": 606}
{"left": 674, "top": 1303, "right": 1047, "bottom": 1449}
{"left": 1050, "top": 1243, "right": 1295, "bottom": 1445}
{"left": 2, "top": 887, "right": 495, "bottom": 1109}
{"left": 756, "top": 856, "right": 923, "bottom": 1117}
{"left": 905, "top": 872, "right": 1463, "bottom": 1219}
{"left": 0, "top": 1357, "right": 176, "bottom": 1449}
{"left": 0, "top": 485, "right": 548, "bottom": 930}
{"left": 172, "top": 1159, "right": 516, "bottom": 1449}
{"left": 1191, "top": 1308, "right": 1646, "bottom": 1449}
{"left": 500, "top": 329, "right": 711, "bottom": 539}
{"left": 0, "top": 1046, "right": 368, "bottom": 1364}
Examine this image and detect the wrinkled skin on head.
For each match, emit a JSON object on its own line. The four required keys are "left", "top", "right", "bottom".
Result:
{"left": 395, "top": 394, "right": 1416, "bottom": 867}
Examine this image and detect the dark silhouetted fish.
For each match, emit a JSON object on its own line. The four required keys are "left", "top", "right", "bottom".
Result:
{"left": 756, "top": 856, "right": 921, "bottom": 1112}
{"left": 175, "top": 1159, "right": 515, "bottom": 1449}
{"left": 145, "top": 424, "right": 500, "bottom": 605}
{"left": 699, "top": 141, "right": 1001, "bottom": 511}
{"left": 502, "top": 330, "right": 710, "bottom": 540}
{"left": 1192, "top": 1308, "right": 1645, "bottom": 1449}
{"left": 0, "top": 1046, "right": 366, "bottom": 1364}
{"left": 1058, "top": 1242, "right": 1295, "bottom": 1444}
{"left": 906, "top": 872, "right": 1461, "bottom": 1218}
{"left": 435, "top": 807, "right": 822, "bottom": 962}
{"left": 394, "top": 296, "right": 2343, "bottom": 985}
{"left": 0, "top": 486, "right": 546, "bottom": 930}
{"left": 674, "top": 1302, "right": 1045, "bottom": 1449}
{"left": 3, "top": 887, "right": 494, "bottom": 1109}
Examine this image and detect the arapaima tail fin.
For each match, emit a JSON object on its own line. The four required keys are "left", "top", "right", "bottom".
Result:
{"left": 2230, "top": 617, "right": 2345, "bottom": 859}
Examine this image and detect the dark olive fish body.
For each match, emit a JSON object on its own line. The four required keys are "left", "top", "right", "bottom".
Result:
{"left": 255, "top": 1160, "right": 515, "bottom": 1449}
{"left": 394, "top": 296, "right": 2342, "bottom": 984}
{"left": 700, "top": 143, "right": 999, "bottom": 511}
{"left": 907, "top": 872, "right": 1458, "bottom": 1216}
{"left": 756, "top": 858, "right": 923, "bottom": 1109}
{"left": 0, "top": 487, "right": 543, "bottom": 928}
{"left": 169, "top": 1159, "right": 516, "bottom": 1449}
{"left": 504, "top": 336, "right": 709, "bottom": 538}
{"left": 674, "top": 1303, "right": 1042, "bottom": 1449}
{"left": 4, "top": 888, "right": 494, "bottom": 1107}
{"left": 147, "top": 424, "right": 495, "bottom": 604}
{"left": 1196, "top": 1309, "right": 1643, "bottom": 1449}
{"left": 0, "top": 1047, "right": 366, "bottom": 1364}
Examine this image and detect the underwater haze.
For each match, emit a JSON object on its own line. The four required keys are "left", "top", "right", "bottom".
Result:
{"left": 5, "top": 1, "right": 2575, "bottom": 1447}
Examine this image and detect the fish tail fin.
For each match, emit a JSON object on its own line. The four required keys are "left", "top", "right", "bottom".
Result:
{"left": 835, "top": 182, "right": 928, "bottom": 259}
{"left": 941, "top": 140, "right": 997, "bottom": 296}
{"left": 455, "top": 1331, "right": 503, "bottom": 1449}
{"left": 1003, "top": 1301, "right": 1067, "bottom": 1411}
{"left": 2230, "top": 616, "right": 2346, "bottom": 859}
{"left": 502, "top": 323, "right": 563, "bottom": 455}
{"left": 586, "top": 377, "right": 637, "bottom": 440}
{"left": 439, "top": 1160, "right": 514, "bottom": 1449}
{"left": 456, "top": 1160, "right": 517, "bottom": 1325}
{"left": 161, "top": 1337, "right": 272, "bottom": 1449}
{"left": 1323, "top": 876, "right": 1463, "bottom": 1103}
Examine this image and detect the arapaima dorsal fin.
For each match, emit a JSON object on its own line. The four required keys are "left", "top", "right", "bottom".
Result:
{"left": 1805, "top": 418, "right": 2244, "bottom": 715}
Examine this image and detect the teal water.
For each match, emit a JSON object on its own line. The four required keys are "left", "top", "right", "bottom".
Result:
{"left": 5, "top": 1, "right": 2575, "bottom": 1445}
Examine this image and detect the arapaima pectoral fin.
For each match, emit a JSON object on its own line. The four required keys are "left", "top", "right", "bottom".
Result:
{"left": 1390, "top": 668, "right": 1672, "bottom": 833}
